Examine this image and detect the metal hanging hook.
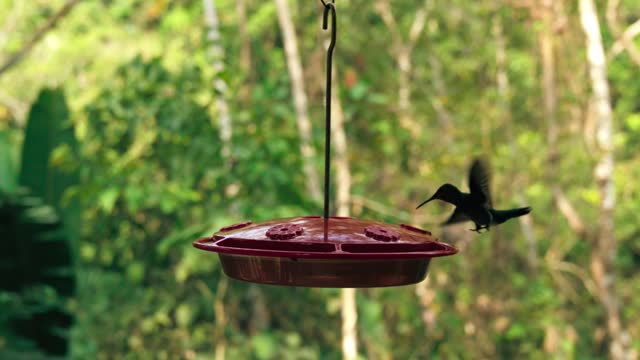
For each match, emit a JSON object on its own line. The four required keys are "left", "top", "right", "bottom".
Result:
{"left": 320, "top": 0, "right": 335, "bottom": 7}
{"left": 322, "top": 1, "right": 336, "bottom": 59}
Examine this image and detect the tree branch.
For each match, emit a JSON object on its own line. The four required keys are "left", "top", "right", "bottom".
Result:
{"left": 373, "top": 0, "right": 402, "bottom": 53}
{"left": 407, "top": 6, "right": 428, "bottom": 51}
{"left": 374, "top": 0, "right": 429, "bottom": 53}
{"left": 552, "top": 186, "right": 588, "bottom": 238}
{"left": 608, "top": 18, "right": 640, "bottom": 64}
{"left": 606, "top": 0, "right": 640, "bottom": 67}
{"left": 373, "top": 0, "right": 431, "bottom": 137}
{"left": 545, "top": 258, "right": 598, "bottom": 297}
{"left": 0, "top": 0, "right": 81, "bottom": 78}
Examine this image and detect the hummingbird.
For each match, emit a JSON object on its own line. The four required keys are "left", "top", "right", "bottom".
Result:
{"left": 416, "top": 159, "right": 531, "bottom": 233}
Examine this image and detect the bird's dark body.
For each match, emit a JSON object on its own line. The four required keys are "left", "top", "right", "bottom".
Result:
{"left": 416, "top": 159, "right": 531, "bottom": 232}
{"left": 457, "top": 194, "right": 492, "bottom": 228}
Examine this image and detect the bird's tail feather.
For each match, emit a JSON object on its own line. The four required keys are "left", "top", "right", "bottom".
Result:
{"left": 507, "top": 207, "right": 531, "bottom": 218}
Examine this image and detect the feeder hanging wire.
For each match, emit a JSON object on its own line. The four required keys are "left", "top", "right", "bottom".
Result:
{"left": 321, "top": 0, "right": 336, "bottom": 233}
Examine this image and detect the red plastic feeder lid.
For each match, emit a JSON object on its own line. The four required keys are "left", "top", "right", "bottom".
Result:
{"left": 193, "top": 216, "right": 457, "bottom": 288}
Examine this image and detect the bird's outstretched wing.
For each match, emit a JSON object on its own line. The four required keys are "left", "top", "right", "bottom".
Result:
{"left": 442, "top": 208, "right": 470, "bottom": 226}
{"left": 468, "top": 158, "right": 492, "bottom": 207}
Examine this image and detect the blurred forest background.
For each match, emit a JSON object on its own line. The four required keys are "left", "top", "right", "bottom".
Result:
{"left": 1, "top": 0, "right": 639, "bottom": 359}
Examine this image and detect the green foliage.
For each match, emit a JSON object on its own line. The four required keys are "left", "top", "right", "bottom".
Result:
{"left": 1, "top": 0, "right": 639, "bottom": 358}
{"left": 0, "top": 190, "right": 74, "bottom": 357}
{"left": 0, "top": 87, "right": 79, "bottom": 357}
{"left": 83, "top": 56, "right": 221, "bottom": 215}
{"left": 0, "top": 130, "right": 19, "bottom": 193}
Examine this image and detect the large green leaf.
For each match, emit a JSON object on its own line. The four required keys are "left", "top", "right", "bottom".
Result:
{"left": 0, "top": 130, "right": 18, "bottom": 193}
{"left": 19, "top": 88, "right": 80, "bottom": 244}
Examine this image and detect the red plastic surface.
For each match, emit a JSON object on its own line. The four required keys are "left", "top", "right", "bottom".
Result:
{"left": 216, "top": 255, "right": 432, "bottom": 287}
{"left": 364, "top": 225, "right": 401, "bottom": 242}
{"left": 194, "top": 216, "right": 457, "bottom": 259}
{"left": 193, "top": 216, "right": 457, "bottom": 287}
{"left": 266, "top": 223, "right": 304, "bottom": 240}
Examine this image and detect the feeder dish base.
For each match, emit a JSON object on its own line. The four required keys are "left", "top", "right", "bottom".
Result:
{"left": 219, "top": 254, "right": 431, "bottom": 288}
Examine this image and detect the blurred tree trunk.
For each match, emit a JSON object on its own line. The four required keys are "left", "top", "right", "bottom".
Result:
{"left": 415, "top": 276, "right": 437, "bottom": 332}
{"left": 328, "top": 58, "right": 358, "bottom": 360}
{"left": 541, "top": 0, "right": 560, "bottom": 272}
{"left": 236, "top": 0, "right": 252, "bottom": 100}
{"left": 578, "top": 1, "right": 633, "bottom": 358}
{"left": 274, "top": 0, "right": 322, "bottom": 202}
{"left": 203, "top": 0, "right": 232, "bottom": 160}
{"left": 536, "top": 0, "right": 591, "bottom": 246}
{"left": 197, "top": 278, "right": 228, "bottom": 360}
{"left": 201, "top": 4, "right": 236, "bottom": 356}
{"left": 341, "top": 288, "right": 358, "bottom": 360}
{"left": 374, "top": 0, "right": 428, "bottom": 136}
{"left": 493, "top": 12, "right": 537, "bottom": 271}
{"left": 428, "top": 56, "right": 453, "bottom": 133}
{"left": 331, "top": 74, "right": 351, "bottom": 220}
{"left": 427, "top": 19, "right": 453, "bottom": 136}
{"left": 540, "top": 0, "right": 558, "bottom": 169}
{"left": 335, "top": 103, "right": 358, "bottom": 359}
{"left": 214, "top": 277, "right": 228, "bottom": 360}
{"left": 248, "top": 284, "right": 270, "bottom": 334}
{"left": 536, "top": 4, "right": 586, "bottom": 354}
{"left": 236, "top": 0, "right": 251, "bottom": 76}
{"left": 0, "top": 0, "right": 81, "bottom": 78}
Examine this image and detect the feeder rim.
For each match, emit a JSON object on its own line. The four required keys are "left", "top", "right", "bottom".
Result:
{"left": 193, "top": 236, "right": 458, "bottom": 260}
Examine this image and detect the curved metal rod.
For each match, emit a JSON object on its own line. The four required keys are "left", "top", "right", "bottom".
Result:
{"left": 322, "top": 3, "right": 337, "bottom": 59}
{"left": 320, "top": 0, "right": 335, "bottom": 8}
{"left": 321, "top": 1, "right": 336, "bottom": 223}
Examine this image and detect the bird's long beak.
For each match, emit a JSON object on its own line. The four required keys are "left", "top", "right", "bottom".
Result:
{"left": 416, "top": 196, "right": 434, "bottom": 209}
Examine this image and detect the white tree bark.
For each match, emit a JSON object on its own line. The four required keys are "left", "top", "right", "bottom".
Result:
{"left": 579, "top": 1, "right": 634, "bottom": 358}
{"left": 606, "top": 0, "right": 640, "bottom": 67}
{"left": 203, "top": 0, "right": 232, "bottom": 160}
{"left": 374, "top": 0, "right": 429, "bottom": 136}
{"left": 608, "top": 19, "right": 640, "bottom": 63}
{"left": 329, "top": 66, "right": 358, "bottom": 360}
{"left": 274, "top": 0, "right": 322, "bottom": 202}
{"left": 427, "top": 32, "right": 453, "bottom": 134}
{"left": 540, "top": 0, "right": 557, "bottom": 164}
{"left": 196, "top": 278, "right": 228, "bottom": 360}
{"left": 541, "top": 0, "right": 559, "bottom": 272}
{"left": 331, "top": 74, "right": 351, "bottom": 219}
{"left": 236, "top": 0, "right": 251, "bottom": 75}
{"left": 493, "top": 12, "right": 537, "bottom": 270}
{"left": 214, "top": 277, "right": 228, "bottom": 360}
{"left": 341, "top": 288, "right": 358, "bottom": 360}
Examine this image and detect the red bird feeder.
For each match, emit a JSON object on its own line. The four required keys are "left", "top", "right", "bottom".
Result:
{"left": 194, "top": 217, "right": 456, "bottom": 287}
{"left": 193, "top": 1, "right": 457, "bottom": 287}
